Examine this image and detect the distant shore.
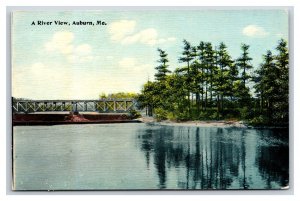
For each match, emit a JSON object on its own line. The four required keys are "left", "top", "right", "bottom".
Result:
{"left": 138, "top": 116, "right": 247, "bottom": 128}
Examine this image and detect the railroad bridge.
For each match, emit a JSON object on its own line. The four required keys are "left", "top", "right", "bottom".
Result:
{"left": 12, "top": 99, "right": 137, "bottom": 113}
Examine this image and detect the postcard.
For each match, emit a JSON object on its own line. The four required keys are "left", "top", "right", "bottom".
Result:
{"left": 11, "top": 9, "right": 289, "bottom": 190}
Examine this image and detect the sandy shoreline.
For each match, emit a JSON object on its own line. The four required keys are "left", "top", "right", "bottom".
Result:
{"left": 138, "top": 116, "right": 247, "bottom": 128}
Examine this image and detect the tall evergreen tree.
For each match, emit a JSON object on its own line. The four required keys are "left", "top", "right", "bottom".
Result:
{"left": 190, "top": 46, "right": 199, "bottom": 107}
{"left": 253, "top": 39, "right": 289, "bottom": 125}
{"left": 274, "top": 39, "right": 289, "bottom": 123}
{"left": 254, "top": 50, "right": 275, "bottom": 116}
{"left": 236, "top": 44, "right": 253, "bottom": 87}
{"left": 204, "top": 42, "right": 215, "bottom": 104}
{"left": 216, "top": 42, "right": 234, "bottom": 114}
{"left": 236, "top": 44, "right": 253, "bottom": 106}
{"left": 155, "top": 48, "right": 171, "bottom": 82}
{"left": 179, "top": 39, "right": 193, "bottom": 116}
{"left": 228, "top": 63, "right": 239, "bottom": 102}
{"left": 197, "top": 41, "right": 206, "bottom": 110}
{"left": 137, "top": 39, "right": 288, "bottom": 125}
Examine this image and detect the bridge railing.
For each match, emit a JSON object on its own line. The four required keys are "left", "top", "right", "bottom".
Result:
{"left": 12, "top": 99, "right": 137, "bottom": 113}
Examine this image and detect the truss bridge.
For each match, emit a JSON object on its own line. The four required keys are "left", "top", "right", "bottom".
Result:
{"left": 12, "top": 99, "right": 136, "bottom": 113}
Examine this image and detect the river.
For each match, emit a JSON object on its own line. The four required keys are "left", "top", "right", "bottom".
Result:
{"left": 13, "top": 123, "right": 289, "bottom": 190}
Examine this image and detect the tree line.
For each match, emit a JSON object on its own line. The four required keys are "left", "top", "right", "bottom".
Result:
{"left": 137, "top": 39, "right": 289, "bottom": 126}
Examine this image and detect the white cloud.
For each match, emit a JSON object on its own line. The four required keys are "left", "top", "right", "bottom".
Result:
{"left": 12, "top": 58, "right": 154, "bottom": 99}
{"left": 14, "top": 31, "right": 158, "bottom": 99}
{"left": 12, "top": 62, "right": 73, "bottom": 99}
{"left": 242, "top": 25, "right": 269, "bottom": 37}
{"left": 108, "top": 20, "right": 176, "bottom": 46}
{"left": 45, "top": 31, "right": 74, "bottom": 54}
{"left": 121, "top": 28, "right": 158, "bottom": 45}
{"left": 45, "top": 31, "right": 94, "bottom": 63}
{"left": 108, "top": 20, "right": 136, "bottom": 41}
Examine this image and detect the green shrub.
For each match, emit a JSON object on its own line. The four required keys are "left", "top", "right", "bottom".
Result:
{"left": 196, "top": 109, "right": 218, "bottom": 120}
{"left": 154, "top": 108, "right": 168, "bottom": 121}
{"left": 166, "top": 112, "right": 177, "bottom": 121}
{"left": 129, "top": 109, "right": 141, "bottom": 119}
{"left": 249, "top": 115, "right": 269, "bottom": 126}
{"left": 175, "top": 111, "right": 190, "bottom": 121}
{"left": 209, "top": 111, "right": 219, "bottom": 120}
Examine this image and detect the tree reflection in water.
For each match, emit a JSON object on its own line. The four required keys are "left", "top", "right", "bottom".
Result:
{"left": 255, "top": 129, "right": 289, "bottom": 189}
{"left": 136, "top": 125, "right": 289, "bottom": 189}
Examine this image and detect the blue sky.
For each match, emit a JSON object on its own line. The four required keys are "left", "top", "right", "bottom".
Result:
{"left": 12, "top": 9, "right": 288, "bottom": 99}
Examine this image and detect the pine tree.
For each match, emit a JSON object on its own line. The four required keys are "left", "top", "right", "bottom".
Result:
{"left": 253, "top": 39, "right": 289, "bottom": 125}
{"left": 228, "top": 63, "right": 239, "bottom": 102}
{"left": 274, "top": 39, "right": 289, "bottom": 123}
{"left": 137, "top": 39, "right": 288, "bottom": 124}
{"left": 216, "top": 42, "right": 234, "bottom": 114}
{"left": 155, "top": 48, "right": 171, "bottom": 82}
{"left": 197, "top": 41, "right": 206, "bottom": 110}
{"left": 179, "top": 39, "right": 193, "bottom": 116}
{"left": 205, "top": 42, "right": 215, "bottom": 105}
{"left": 190, "top": 46, "right": 199, "bottom": 108}
{"left": 254, "top": 50, "right": 275, "bottom": 116}
{"left": 236, "top": 44, "right": 253, "bottom": 87}
{"left": 236, "top": 44, "right": 253, "bottom": 106}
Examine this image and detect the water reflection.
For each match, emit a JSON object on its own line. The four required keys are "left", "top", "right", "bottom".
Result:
{"left": 256, "top": 129, "right": 289, "bottom": 189}
{"left": 137, "top": 126, "right": 289, "bottom": 189}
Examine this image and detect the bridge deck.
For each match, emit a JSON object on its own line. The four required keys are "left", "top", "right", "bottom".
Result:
{"left": 12, "top": 99, "right": 137, "bottom": 113}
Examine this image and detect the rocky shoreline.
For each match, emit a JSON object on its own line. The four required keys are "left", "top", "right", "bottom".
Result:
{"left": 138, "top": 116, "right": 290, "bottom": 129}
{"left": 138, "top": 116, "right": 246, "bottom": 128}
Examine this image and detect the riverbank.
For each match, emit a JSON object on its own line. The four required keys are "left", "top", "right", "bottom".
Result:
{"left": 139, "top": 116, "right": 290, "bottom": 129}
{"left": 138, "top": 116, "right": 247, "bottom": 128}
{"left": 13, "top": 113, "right": 141, "bottom": 126}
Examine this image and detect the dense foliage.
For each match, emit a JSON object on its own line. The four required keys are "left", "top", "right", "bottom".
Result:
{"left": 99, "top": 92, "right": 138, "bottom": 99}
{"left": 137, "top": 39, "right": 289, "bottom": 126}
